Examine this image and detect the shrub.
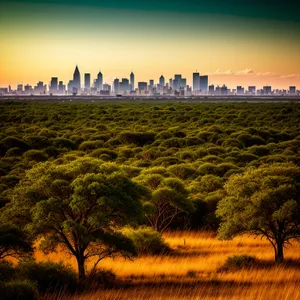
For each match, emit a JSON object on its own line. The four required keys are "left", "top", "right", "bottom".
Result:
{"left": 17, "top": 261, "right": 77, "bottom": 295}
{"left": 220, "top": 255, "right": 256, "bottom": 272}
{"left": 118, "top": 132, "right": 156, "bottom": 146}
{"left": 237, "top": 153, "right": 258, "bottom": 163}
{"left": 25, "top": 135, "right": 50, "bottom": 149}
{"left": 167, "top": 164, "right": 197, "bottom": 180}
{"left": 197, "top": 175, "right": 223, "bottom": 194}
{"left": 121, "top": 227, "right": 170, "bottom": 255}
{"left": 0, "top": 260, "right": 15, "bottom": 283}
{"left": 136, "top": 174, "right": 164, "bottom": 190}
{"left": 249, "top": 145, "right": 270, "bottom": 156}
{"left": 0, "top": 280, "right": 39, "bottom": 300}
{"left": 237, "top": 134, "right": 265, "bottom": 147}
{"left": 44, "top": 146, "right": 60, "bottom": 158}
{"left": 52, "top": 137, "right": 76, "bottom": 150}
{"left": 23, "top": 150, "right": 48, "bottom": 162}
{"left": 1, "top": 136, "right": 30, "bottom": 153}
{"left": 141, "top": 166, "right": 169, "bottom": 177}
{"left": 84, "top": 269, "right": 116, "bottom": 289}
{"left": 216, "top": 163, "right": 238, "bottom": 176}
{"left": 89, "top": 148, "right": 118, "bottom": 160}
{"left": 198, "top": 163, "right": 218, "bottom": 176}
{"left": 154, "top": 157, "right": 183, "bottom": 167}
{"left": 5, "top": 147, "right": 23, "bottom": 157}
{"left": 78, "top": 140, "right": 104, "bottom": 151}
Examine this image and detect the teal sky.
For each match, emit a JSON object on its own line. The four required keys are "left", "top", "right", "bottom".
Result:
{"left": 2, "top": 0, "right": 300, "bottom": 23}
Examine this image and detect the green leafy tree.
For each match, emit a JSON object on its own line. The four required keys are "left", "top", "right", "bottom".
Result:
{"left": 216, "top": 163, "right": 300, "bottom": 263}
{"left": 0, "top": 224, "right": 33, "bottom": 260}
{"left": 8, "top": 158, "right": 147, "bottom": 280}
{"left": 143, "top": 178, "right": 194, "bottom": 233}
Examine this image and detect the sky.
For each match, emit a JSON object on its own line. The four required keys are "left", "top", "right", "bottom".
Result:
{"left": 1, "top": 0, "right": 300, "bottom": 89}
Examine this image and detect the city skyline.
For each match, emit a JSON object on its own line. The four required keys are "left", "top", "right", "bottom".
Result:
{"left": 1, "top": 65, "right": 298, "bottom": 97}
{"left": 1, "top": 0, "right": 300, "bottom": 89}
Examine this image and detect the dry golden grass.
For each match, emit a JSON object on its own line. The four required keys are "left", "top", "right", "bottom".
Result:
{"left": 38, "top": 231, "right": 300, "bottom": 300}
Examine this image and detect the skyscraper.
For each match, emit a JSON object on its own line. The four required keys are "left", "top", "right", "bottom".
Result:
{"left": 237, "top": 86, "right": 244, "bottom": 95}
{"left": 73, "top": 65, "right": 81, "bottom": 91}
{"left": 84, "top": 73, "right": 91, "bottom": 89}
{"left": 173, "top": 75, "right": 182, "bottom": 90}
{"left": 248, "top": 86, "right": 256, "bottom": 94}
{"left": 58, "top": 81, "right": 65, "bottom": 94}
{"left": 193, "top": 72, "right": 200, "bottom": 94}
{"left": 113, "top": 78, "right": 120, "bottom": 94}
{"left": 97, "top": 71, "right": 103, "bottom": 90}
{"left": 289, "top": 86, "right": 296, "bottom": 94}
{"left": 263, "top": 86, "right": 272, "bottom": 95}
{"left": 200, "top": 75, "right": 208, "bottom": 94}
{"left": 130, "top": 72, "right": 135, "bottom": 91}
{"left": 50, "top": 77, "right": 58, "bottom": 94}
{"left": 159, "top": 75, "right": 165, "bottom": 87}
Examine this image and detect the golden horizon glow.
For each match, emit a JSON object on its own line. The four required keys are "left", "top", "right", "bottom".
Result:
{"left": 1, "top": 2, "right": 300, "bottom": 89}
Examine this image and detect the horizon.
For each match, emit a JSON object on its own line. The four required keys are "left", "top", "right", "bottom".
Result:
{"left": 1, "top": 64, "right": 299, "bottom": 91}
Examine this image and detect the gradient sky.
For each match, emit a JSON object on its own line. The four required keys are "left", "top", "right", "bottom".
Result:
{"left": 1, "top": 0, "right": 300, "bottom": 89}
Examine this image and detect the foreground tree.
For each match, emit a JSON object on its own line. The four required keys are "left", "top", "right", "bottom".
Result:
{"left": 140, "top": 176, "right": 194, "bottom": 233}
{"left": 7, "top": 158, "right": 147, "bottom": 280}
{"left": 216, "top": 163, "right": 300, "bottom": 263}
{"left": 0, "top": 224, "right": 33, "bottom": 260}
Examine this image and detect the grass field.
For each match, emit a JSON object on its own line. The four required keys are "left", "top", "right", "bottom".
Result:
{"left": 38, "top": 231, "right": 300, "bottom": 300}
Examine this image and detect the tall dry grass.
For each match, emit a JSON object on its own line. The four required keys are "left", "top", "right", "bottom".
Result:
{"left": 38, "top": 231, "right": 300, "bottom": 300}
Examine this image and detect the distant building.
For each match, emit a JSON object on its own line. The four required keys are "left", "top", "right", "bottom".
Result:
{"left": 0, "top": 88, "right": 8, "bottom": 95}
{"left": 113, "top": 78, "right": 120, "bottom": 94}
{"left": 289, "top": 86, "right": 296, "bottom": 94}
{"left": 130, "top": 72, "right": 135, "bottom": 91}
{"left": 102, "top": 83, "right": 111, "bottom": 94}
{"left": 138, "top": 82, "right": 148, "bottom": 94}
{"left": 236, "top": 86, "right": 244, "bottom": 95}
{"left": 73, "top": 65, "right": 81, "bottom": 92}
{"left": 120, "top": 78, "right": 130, "bottom": 94}
{"left": 173, "top": 75, "right": 181, "bottom": 90}
{"left": 221, "top": 84, "right": 228, "bottom": 95}
{"left": 50, "top": 77, "right": 58, "bottom": 94}
{"left": 263, "top": 86, "right": 272, "bottom": 95}
{"left": 209, "top": 84, "right": 215, "bottom": 94}
{"left": 34, "top": 81, "right": 46, "bottom": 94}
{"left": 193, "top": 72, "right": 200, "bottom": 94}
{"left": 149, "top": 80, "right": 154, "bottom": 90}
{"left": 200, "top": 75, "right": 208, "bottom": 94}
{"left": 248, "top": 86, "right": 256, "bottom": 94}
{"left": 58, "top": 81, "right": 65, "bottom": 94}
{"left": 96, "top": 72, "right": 103, "bottom": 90}
{"left": 84, "top": 73, "right": 91, "bottom": 89}
{"left": 17, "top": 84, "right": 23, "bottom": 94}
{"left": 159, "top": 75, "right": 165, "bottom": 87}
{"left": 24, "top": 84, "right": 33, "bottom": 94}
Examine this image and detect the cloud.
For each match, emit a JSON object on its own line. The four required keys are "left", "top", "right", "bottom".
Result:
{"left": 209, "top": 70, "right": 299, "bottom": 80}
{"left": 211, "top": 69, "right": 254, "bottom": 76}
{"left": 254, "top": 72, "right": 277, "bottom": 77}
{"left": 212, "top": 69, "right": 234, "bottom": 75}
{"left": 280, "top": 74, "right": 300, "bottom": 79}
{"left": 236, "top": 69, "right": 254, "bottom": 75}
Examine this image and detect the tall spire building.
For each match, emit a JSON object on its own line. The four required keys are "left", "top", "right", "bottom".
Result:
{"left": 130, "top": 71, "right": 135, "bottom": 91}
{"left": 73, "top": 65, "right": 81, "bottom": 91}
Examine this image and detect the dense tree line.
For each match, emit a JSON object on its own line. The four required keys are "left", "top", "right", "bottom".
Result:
{"left": 0, "top": 102, "right": 299, "bottom": 296}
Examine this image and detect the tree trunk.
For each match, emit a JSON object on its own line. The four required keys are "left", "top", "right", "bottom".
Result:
{"left": 275, "top": 241, "right": 284, "bottom": 263}
{"left": 77, "top": 255, "right": 86, "bottom": 281}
